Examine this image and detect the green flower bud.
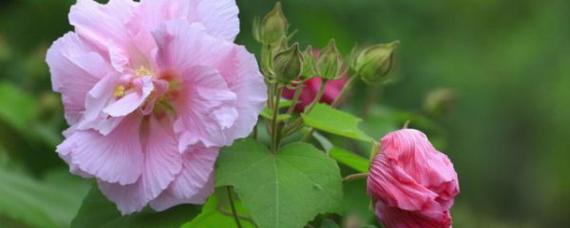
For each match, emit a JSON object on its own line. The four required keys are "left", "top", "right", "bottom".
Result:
{"left": 273, "top": 43, "right": 303, "bottom": 83}
{"left": 300, "top": 45, "right": 318, "bottom": 79}
{"left": 352, "top": 41, "right": 399, "bottom": 84}
{"left": 317, "top": 39, "right": 343, "bottom": 80}
{"left": 259, "top": 2, "right": 288, "bottom": 45}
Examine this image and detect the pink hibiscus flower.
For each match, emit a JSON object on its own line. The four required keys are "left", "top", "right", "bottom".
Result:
{"left": 367, "top": 129, "right": 460, "bottom": 228}
{"left": 46, "top": 0, "right": 266, "bottom": 214}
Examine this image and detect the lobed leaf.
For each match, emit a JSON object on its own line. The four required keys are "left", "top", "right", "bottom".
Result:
{"left": 215, "top": 139, "right": 343, "bottom": 228}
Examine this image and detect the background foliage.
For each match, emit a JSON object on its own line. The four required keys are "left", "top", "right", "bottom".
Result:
{"left": 0, "top": 0, "right": 569, "bottom": 227}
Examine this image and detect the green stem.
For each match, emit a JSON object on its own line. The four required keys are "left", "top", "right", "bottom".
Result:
{"left": 304, "top": 79, "right": 328, "bottom": 113}
{"left": 266, "top": 83, "right": 277, "bottom": 135}
{"left": 271, "top": 85, "right": 284, "bottom": 153}
{"left": 343, "top": 173, "right": 369, "bottom": 182}
{"left": 285, "top": 82, "right": 304, "bottom": 116}
{"left": 226, "top": 186, "right": 243, "bottom": 228}
{"left": 282, "top": 79, "right": 327, "bottom": 136}
{"left": 331, "top": 76, "right": 357, "bottom": 108}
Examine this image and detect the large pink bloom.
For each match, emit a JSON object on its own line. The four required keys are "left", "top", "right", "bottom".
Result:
{"left": 46, "top": 0, "right": 266, "bottom": 214}
{"left": 367, "top": 129, "right": 459, "bottom": 228}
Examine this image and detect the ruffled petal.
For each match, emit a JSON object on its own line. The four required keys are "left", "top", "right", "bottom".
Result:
{"left": 214, "top": 47, "right": 268, "bottom": 141}
{"left": 76, "top": 74, "right": 123, "bottom": 135}
{"left": 173, "top": 66, "right": 238, "bottom": 149}
{"left": 381, "top": 129, "right": 460, "bottom": 203}
{"left": 69, "top": 0, "right": 137, "bottom": 51}
{"left": 368, "top": 154, "right": 439, "bottom": 211}
{"left": 69, "top": 0, "right": 139, "bottom": 71}
{"left": 150, "top": 146, "right": 218, "bottom": 211}
{"left": 367, "top": 129, "right": 460, "bottom": 228}
{"left": 136, "top": 0, "right": 239, "bottom": 41}
{"left": 193, "top": 0, "right": 240, "bottom": 41}
{"left": 153, "top": 21, "right": 266, "bottom": 148}
{"left": 152, "top": 21, "right": 234, "bottom": 74}
{"left": 57, "top": 114, "right": 144, "bottom": 185}
{"left": 374, "top": 201, "right": 452, "bottom": 228}
{"left": 153, "top": 22, "right": 246, "bottom": 148}
{"left": 98, "top": 117, "right": 182, "bottom": 214}
{"left": 45, "top": 32, "right": 112, "bottom": 125}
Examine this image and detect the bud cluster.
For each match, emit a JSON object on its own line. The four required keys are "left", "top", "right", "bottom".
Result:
{"left": 254, "top": 2, "right": 402, "bottom": 153}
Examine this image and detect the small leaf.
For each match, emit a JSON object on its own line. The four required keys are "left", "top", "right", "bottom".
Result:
{"left": 216, "top": 139, "right": 343, "bottom": 228}
{"left": 71, "top": 187, "right": 200, "bottom": 228}
{"left": 329, "top": 147, "right": 369, "bottom": 173}
{"left": 302, "top": 104, "right": 373, "bottom": 142}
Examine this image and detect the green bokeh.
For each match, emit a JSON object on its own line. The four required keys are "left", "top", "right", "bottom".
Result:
{"left": 0, "top": 0, "right": 568, "bottom": 227}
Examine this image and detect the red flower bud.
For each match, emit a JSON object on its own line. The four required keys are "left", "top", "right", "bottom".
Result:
{"left": 368, "top": 129, "right": 460, "bottom": 228}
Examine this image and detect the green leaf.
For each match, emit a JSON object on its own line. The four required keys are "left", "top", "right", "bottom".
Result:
{"left": 302, "top": 104, "right": 373, "bottom": 142}
{"left": 216, "top": 139, "right": 343, "bottom": 228}
{"left": 183, "top": 191, "right": 255, "bottom": 228}
{"left": 0, "top": 169, "right": 90, "bottom": 228}
{"left": 329, "top": 147, "right": 369, "bottom": 173}
{"left": 71, "top": 187, "right": 200, "bottom": 228}
{"left": 0, "top": 83, "right": 38, "bottom": 132}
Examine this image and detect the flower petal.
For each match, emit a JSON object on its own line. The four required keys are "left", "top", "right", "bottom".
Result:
{"left": 374, "top": 201, "right": 452, "bottom": 228}
{"left": 136, "top": 0, "right": 239, "bottom": 41}
{"left": 152, "top": 21, "right": 234, "bottom": 74}
{"left": 149, "top": 146, "right": 218, "bottom": 211}
{"left": 193, "top": 0, "right": 240, "bottom": 41}
{"left": 76, "top": 74, "right": 124, "bottom": 135}
{"left": 104, "top": 77, "right": 154, "bottom": 117}
{"left": 214, "top": 47, "right": 268, "bottom": 141}
{"left": 69, "top": 0, "right": 138, "bottom": 71}
{"left": 98, "top": 117, "right": 182, "bottom": 214}
{"left": 153, "top": 21, "right": 266, "bottom": 148}
{"left": 58, "top": 114, "right": 144, "bottom": 185}
{"left": 69, "top": 0, "right": 137, "bottom": 50}
{"left": 367, "top": 129, "right": 460, "bottom": 228}
{"left": 173, "top": 66, "right": 238, "bottom": 149}
{"left": 46, "top": 32, "right": 111, "bottom": 125}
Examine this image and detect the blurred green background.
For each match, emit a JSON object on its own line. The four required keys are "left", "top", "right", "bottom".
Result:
{"left": 1, "top": 0, "right": 569, "bottom": 227}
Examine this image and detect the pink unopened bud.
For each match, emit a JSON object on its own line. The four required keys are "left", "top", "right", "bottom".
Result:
{"left": 282, "top": 49, "right": 348, "bottom": 112}
{"left": 367, "top": 129, "right": 459, "bottom": 228}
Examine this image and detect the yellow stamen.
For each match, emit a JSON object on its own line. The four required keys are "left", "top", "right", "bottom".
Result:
{"left": 135, "top": 66, "right": 153, "bottom": 77}
{"left": 113, "top": 85, "right": 126, "bottom": 98}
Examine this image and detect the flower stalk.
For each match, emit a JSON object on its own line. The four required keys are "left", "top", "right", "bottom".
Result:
{"left": 226, "top": 186, "right": 243, "bottom": 228}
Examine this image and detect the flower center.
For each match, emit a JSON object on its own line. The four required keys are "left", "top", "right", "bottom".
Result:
{"left": 113, "top": 85, "right": 126, "bottom": 98}
{"left": 135, "top": 66, "right": 153, "bottom": 77}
